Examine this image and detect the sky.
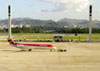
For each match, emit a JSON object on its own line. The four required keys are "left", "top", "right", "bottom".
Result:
{"left": 0, "top": 0, "right": 100, "bottom": 21}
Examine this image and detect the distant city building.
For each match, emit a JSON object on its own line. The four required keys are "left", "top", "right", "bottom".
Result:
{"left": 64, "top": 26, "right": 68, "bottom": 28}
{"left": 11, "top": 24, "right": 31, "bottom": 28}
{"left": 73, "top": 24, "right": 77, "bottom": 28}
{"left": 0, "top": 25, "right": 7, "bottom": 29}
{"left": 19, "top": 24, "right": 23, "bottom": 28}
{"left": 24, "top": 24, "right": 31, "bottom": 28}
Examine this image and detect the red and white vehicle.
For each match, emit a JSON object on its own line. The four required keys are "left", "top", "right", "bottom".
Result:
{"left": 8, "top": 39, "right": 56, "bottom": 51}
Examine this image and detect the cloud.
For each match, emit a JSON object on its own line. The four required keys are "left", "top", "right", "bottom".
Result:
{"left": 41, "top": 0, "right": 90, "bottom": 12}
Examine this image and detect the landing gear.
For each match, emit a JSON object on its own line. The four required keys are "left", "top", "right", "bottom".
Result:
{"left": 57, "top": 49, "right": 67, "bottom": 52}
{"left": 50, "top": 49, "right": 52, "bottom": 52}
{"left": 28, "top": 49, "right": 32, "bottom": 51}
{"left": 50, "top": 49, "right": 56, "bottom": 52}
{"left": 21, "top": 50, "right": 25, "bottom": 51}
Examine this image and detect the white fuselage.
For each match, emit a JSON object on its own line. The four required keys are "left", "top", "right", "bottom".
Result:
{"left": 11, "top": 44, "right": 56, "bottom": 50}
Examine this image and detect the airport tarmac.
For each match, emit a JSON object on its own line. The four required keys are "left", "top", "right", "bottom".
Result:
{"left": 0, "top": 42, "right": 100, "bottom": 71}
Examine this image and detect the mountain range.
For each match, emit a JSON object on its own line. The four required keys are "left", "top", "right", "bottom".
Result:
{"left": 0, "top": 17, "right": 100, "bottom": 28}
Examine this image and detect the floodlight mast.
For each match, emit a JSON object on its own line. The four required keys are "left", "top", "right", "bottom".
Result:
{"left": 8, "top": 5, "right": 12, "bottom": 39}
{"left": 89, "top": 5, "right": 92, "bottom": 42}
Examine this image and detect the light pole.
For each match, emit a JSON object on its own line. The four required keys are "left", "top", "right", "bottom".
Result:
{"left": 8, "top": 5, "right": 12, "bottom": 39}
{"left": 89, "top": 5, "right": 92, "bottom": 42}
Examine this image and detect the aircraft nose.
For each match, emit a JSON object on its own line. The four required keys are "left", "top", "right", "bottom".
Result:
{"left": 53, "top": 47, "right": 56, "bottom": 49}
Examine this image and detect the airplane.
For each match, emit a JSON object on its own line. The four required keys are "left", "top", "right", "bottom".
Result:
{"left": 8, "top": 5, "right": 56, "bottom": 52}
{"left": 8, "top": 39, "right": 56, "bottom": 51}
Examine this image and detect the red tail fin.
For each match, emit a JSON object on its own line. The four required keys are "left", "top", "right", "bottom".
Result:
{"left": 8, "top": 39, "right": 14, "bottom": 44}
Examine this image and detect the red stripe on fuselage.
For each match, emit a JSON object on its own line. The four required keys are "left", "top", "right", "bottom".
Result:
{"left": 14, "top": 43, "right": 53, "bottom": 47}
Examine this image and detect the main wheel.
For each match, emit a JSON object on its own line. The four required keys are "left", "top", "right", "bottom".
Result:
{"left": 21, "top": 50, "right": 25, "bottom": 51}
{"left": 28, "top": 49, "right": 32, "bottom": 51}
{"left": 50, "top": 49, "right": 56, "bottom": 52}
{"left": 50, "top": 49, "right": 52, "bottom": 52}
